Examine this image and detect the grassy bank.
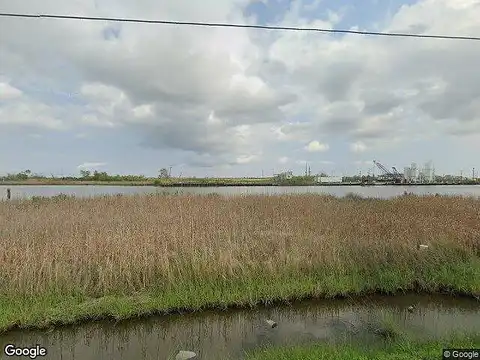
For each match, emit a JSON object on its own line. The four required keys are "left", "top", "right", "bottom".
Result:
{"left": 245, "top": 334, "right": 480, "bottom": 360}
{"left": 0, "top": 194, "right": 478, "bottom": 332}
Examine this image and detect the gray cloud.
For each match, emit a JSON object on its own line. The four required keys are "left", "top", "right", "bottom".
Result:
{"left": 361, "top": 91, "right": 403, "bottom": 116}
{"left": 317, "top": 61, "right": 365, "bottom": 102}
{"left": 1, "top": 0, "right": 480, "bottom": 171}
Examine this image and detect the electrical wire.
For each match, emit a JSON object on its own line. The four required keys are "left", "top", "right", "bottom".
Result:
{"left": 1, "top": 12, "right": 480, "bottom": 41}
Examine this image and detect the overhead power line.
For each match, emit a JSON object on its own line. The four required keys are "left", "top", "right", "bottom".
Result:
{"left": 1, "top": 12, "right": 480, "bottom": 41}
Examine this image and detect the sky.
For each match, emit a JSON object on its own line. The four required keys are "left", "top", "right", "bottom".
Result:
{"left": 0, "top": 0, "right": 479, "bottom": 178}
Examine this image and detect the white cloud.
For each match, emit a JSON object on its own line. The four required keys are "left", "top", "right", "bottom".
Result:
{"left": 305, "top": 140, "right": 330, "bottom": 152}
{"left": 81, "top": 114, "right": 116, "bottom": 128}
{"left": 77, "top": 162, "right": 107, "bottom": 170}
{"left": 354, "top": 160, "right": 374, "bottom": 166}
{"left": 0, "top": 82, "right": 22, "bottom": 100}
{"left": 350, "top": 141, "right": 367, "bottom": 153}
{"left": 278, "top": 156, "right": 289, "bottom": 164}
{"left": 28, "top": 134, "right": 43, "bottom": 139}
{"left": 235, "top": 154, "right": 260, "bottom": 164}
{"left": 0, "top": 101, "right": 64, "bottom": 129}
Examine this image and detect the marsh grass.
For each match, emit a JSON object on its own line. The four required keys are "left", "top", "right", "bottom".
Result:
{"left": 0, "top": 194, "right": 478, "bottom": 331}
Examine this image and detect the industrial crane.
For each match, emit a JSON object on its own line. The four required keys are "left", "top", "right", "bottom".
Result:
{"left": 391, "top": 167, "right": 405, "bottom": 183}
{"left": 373, "top": 160, "right": 403, "bottom": 183}
{"left": 391, "top": 167, "right": 402, "bottom": 177}
{"left": 373, "top": 161, "right": 392, "bottom": 176}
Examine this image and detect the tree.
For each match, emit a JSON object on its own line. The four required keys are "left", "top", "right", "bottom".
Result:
{"left": 80, "top": 170, "right": 91, "bottom": 178}
{"left": 15, "top": 170, "right": 30, "bottom": 180}
{"left": 158, "top": 168, "right": 170, "bottom": 179}
{"left": 92, "top": 170, "right": 109, "bottom": 181}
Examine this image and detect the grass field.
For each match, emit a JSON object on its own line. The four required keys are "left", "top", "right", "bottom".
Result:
{"left": 245, "top": 334, "right": 480, "bottom": 360}
{"left": 0, "top": 193, "right": 478, "bottom": 332}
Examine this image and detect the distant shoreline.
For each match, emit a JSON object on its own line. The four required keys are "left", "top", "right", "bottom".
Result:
{"left": 1, "top": 180, "right": 479, "bottom": 187}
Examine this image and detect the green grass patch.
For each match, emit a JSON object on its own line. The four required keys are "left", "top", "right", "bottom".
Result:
{"left": 245, "top": 334, "right": 480, "bottom": 360}
{"left": 0, "top": 259, "right": 478, "bottom": 333}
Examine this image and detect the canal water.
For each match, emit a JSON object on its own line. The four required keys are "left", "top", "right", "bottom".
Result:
{"left": 0, "top": 294, "right": 478, "bottom": 360}
{"left": 1, "top": 184, "right": 480, "bottom": 200}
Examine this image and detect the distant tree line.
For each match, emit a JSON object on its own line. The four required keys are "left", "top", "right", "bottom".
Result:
{"left": 0, "top": 170, "right": 47, "bottom": 180}
{"left": 0, "top": 169, "right": 147, "bottom": 182}
{"left": 0, "top": 168, "right": 175, "bottom": 182}
{"left": 78, "top": 170, "right": 148, "bottom": 182}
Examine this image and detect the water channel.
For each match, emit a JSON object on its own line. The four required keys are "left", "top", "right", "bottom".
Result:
{"left": 0, "top": 294, "right": 478, "bottom": 360}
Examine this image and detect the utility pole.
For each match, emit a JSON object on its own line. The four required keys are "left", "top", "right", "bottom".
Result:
{"left": 473, "top": 168, "right": 475, "bottom": 180}
{"left": 262, "top": 169, "right": 264, "bottom": 178}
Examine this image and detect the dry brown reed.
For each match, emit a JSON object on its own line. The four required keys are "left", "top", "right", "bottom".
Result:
{"left": 0, "top": 194, "right": 478, "bottom": 297}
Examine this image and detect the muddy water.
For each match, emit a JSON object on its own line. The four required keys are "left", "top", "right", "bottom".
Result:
{"left": 0, "top": 295, "right": 478, "bottom": 360}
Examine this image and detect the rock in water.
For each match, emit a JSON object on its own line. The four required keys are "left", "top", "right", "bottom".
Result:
{"left": 175, "top": 350, "right": 197, "bottom": 360}
{"left": 266, "top": 319, "right": 278, "bottom": 328}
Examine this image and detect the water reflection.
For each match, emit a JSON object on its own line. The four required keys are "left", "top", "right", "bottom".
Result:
{"left": 1, "top": 184, "right": 480, "bottom": 201}
{"left": 0, "top": 294, "right": 478, "bottom": 360}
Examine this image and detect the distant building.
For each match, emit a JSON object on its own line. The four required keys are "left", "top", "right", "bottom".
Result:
{"left": 403, "top": 167, "right": 414, "bottom": 182}
{"left": 403, "top": 163, "right": 417, "bottom": 182}
{"left": 403, "top": 161, "right": 435, "bottom": 183}
{"left": 411, "top": 163, "right": 419, "bottom": 181}
{"left": 421, "top": 161, "right": 435, "bottom": 183}
{"left": 316, "top": 176, "right": 343, "bottom": 184}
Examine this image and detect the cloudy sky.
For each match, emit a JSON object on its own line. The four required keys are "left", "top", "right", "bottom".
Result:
{"left": 1, "top": 0, "right": 479, "bottom": 178}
